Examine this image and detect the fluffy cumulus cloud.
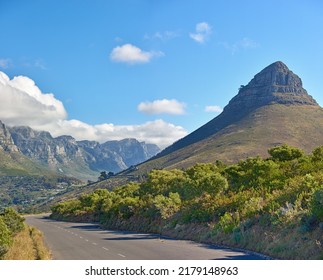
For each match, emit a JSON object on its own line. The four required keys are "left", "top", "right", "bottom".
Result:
{"left": 0, "top": 72, "right": 67, "bottom": 128}
{"left": 0, "top": 71, "right": 187, "bottom": 148}
{"left": 110, "top": 43, "right": 164, "bottom": 64}
{"left": 205, "top": 105, "right": 223, "bottom": 113}
{"left": 138, "top": 99, "right": 186, "bottom": 115}
{"left": 190, "top": 22, "right": 212, "bottom": 43}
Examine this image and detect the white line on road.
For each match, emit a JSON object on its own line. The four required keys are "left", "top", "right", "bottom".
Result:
{"left": 102, "top": 247, "right": 109, "bottom": 251}
{"left": 118, "top": 254, "right": 126, "bottom": 258}
{"left": 92, "top": 242, "right": 97, "bottom": 246}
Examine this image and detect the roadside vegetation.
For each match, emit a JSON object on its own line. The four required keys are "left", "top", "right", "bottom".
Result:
{"left": 0, "top": 208, "right": 51, "bottom": 260}
{"left": 51, "top": 144, "right": 323, "bottom": 259}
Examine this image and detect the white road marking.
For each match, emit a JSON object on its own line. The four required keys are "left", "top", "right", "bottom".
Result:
{"left": 85, "top": 239, "right": 89, "bottom": 242}
{"left": 92, "top": 242, "right": 97, "bottom": 246}
{"left": 118, "top": 253, "right": 126, "bottom": 258}
{"left": 102, "top": 247, "right": 109, "bottom": 251}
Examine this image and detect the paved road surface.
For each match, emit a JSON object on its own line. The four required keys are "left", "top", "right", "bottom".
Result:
{"left": 25, "top": 215, "right": 265, "bottom": 260}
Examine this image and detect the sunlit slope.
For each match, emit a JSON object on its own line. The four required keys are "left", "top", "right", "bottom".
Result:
{"left": 136, "top": 104, "right": 323, "bottom": 172}
{"left": 0, "top": 149, "right": 53, "bottom": 176}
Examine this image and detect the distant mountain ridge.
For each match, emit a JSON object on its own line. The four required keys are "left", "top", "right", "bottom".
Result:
{"left": 138, "top": 61, "right": 323, "bottom": 172}
{"left": 0, "top": 123, "right": 160, "bottom": 180}
{"left": 0, "top": 120, "right": 53, "bottom": 176}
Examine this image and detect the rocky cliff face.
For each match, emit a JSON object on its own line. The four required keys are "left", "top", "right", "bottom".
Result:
{"left": 9, "top": 126, "right": 84, "bottom": 168}
{"left": 8, "top": 125, "right": 160, "bottom": 179}
{"left": 224, "top": 61, "right": 317, "bottom": 114}
{"left": 0, "top": 121, "right": 18, "bottom": 152}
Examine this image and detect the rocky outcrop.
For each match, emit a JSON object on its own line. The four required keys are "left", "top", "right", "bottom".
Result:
{"left": 224, "top": 61, "right": 318, "bottom": 114}
{"left": 0, "top": 121, "right": 18, "bottom": 152}
{"left": 9, "top": 126, "right": 84, "bottom": 168}
{"left": 78, "top": 138, "right": 160, "bottom": 172}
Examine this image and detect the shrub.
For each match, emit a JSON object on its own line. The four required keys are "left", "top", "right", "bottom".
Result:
{"left": 311, "top": 187, "right": 323, "bottom": 222}
{"left": 268, "top": 144, "right": 304, "bottom": 162}
{"left": 217, "top": 212, "right": 240, "bottom": 234}
{"left": 1, "top": 208, "right": 25, "bottom": 235}
{"left": 153, "top": 192, "right": 181, "bottom": 220}
{"left": 0, "top": 217, "right": 12, "bottom": 257}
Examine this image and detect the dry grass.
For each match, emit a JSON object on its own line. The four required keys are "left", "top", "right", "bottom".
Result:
{"left": 4, "top": 225, "right": 51, "bottom": 260}
{"left": 135, "top": 104, "right": 323, "bottom": 174}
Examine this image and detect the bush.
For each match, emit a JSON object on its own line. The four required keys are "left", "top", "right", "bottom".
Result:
{"left": 0, "top": 217, "right": 13, "bottom": 257}
{"left": 1, "top": 208, "right": 25, "bottom": 235}
{"left": 311, "top": 188, "right": 323, "bottom": 222}
{"left": 217, "top": 212, "right": 240, "bottom": 234}
{"left": 268, "top": 144, "right": 304, "bottom": 162}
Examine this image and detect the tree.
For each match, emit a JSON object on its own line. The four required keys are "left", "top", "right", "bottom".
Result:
{"left": 98, "top": 171, "right": 108, "bottom": 181}
{"left": 311, "top": 187, "right": 323, "bottom": 222}
{"left": 185, "top": 163, "right": 228, "bottom": 198}
{"left": 153, "top": 192, "right": 181, "bottom": 220}
{"left": 268, "top": 144, "right": 304, "bottom": 162}
{"left": 311, "top": 146, "right": 323, "bottom": 162}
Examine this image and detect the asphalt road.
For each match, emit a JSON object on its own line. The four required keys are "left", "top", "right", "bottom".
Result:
{"left": 25, "top": 215, "right": 265, "bottom": 260}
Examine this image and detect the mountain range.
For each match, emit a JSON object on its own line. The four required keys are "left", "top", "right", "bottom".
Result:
{"left": 134, "top": 61, "right": 323, "bottom": 173}
{"left": 0, "top": 122, "right": 160, "bottom": 180}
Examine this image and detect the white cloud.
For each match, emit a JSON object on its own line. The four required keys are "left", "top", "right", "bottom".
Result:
{"left": 138, "top": 99, "right": 186, "bottom": 115}
{"left": 110, "top": 43, "right": 164, "bottom": 64}
{"left": 190, "top": 22, "right": 212, "bottom": 43}
{"left": 205, "top": 105, "right": 223, "bottom": 113}
{"left": 0, "top": 72, "right": 67, "bottom": 127}
{"left": 0, "top": 58, "right": 12, "bottom": 69}
{"left": 0, "top": 71, "right": 186, "bottom": 148}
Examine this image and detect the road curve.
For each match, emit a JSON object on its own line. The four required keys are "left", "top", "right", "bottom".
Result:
{"left": 25, "top": 215, "right": 265, "bottom": 260}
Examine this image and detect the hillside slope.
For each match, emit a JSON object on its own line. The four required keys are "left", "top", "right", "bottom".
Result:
{"left": 135, "top": 61, "right": 323, "bottom": 173}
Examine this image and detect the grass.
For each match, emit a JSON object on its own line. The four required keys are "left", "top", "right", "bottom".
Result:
{"left": 3, "top": 225, "right": 51, "bottom": 260}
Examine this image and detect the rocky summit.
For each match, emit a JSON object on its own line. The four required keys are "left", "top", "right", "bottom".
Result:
{"left": 225, "top": 61, "right": 317, "bottom": 113}
{"left": 139, "top": 61, "right": 323, "bottom": 171}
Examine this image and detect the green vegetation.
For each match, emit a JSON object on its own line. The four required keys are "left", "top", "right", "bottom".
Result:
{"left": 0, "top": 175, "right": 80, "bottom": 212}
{"left": 51, "top": 145, "right": 323, "bottom": 259}
{"left": 0, "top": 208, "right": 25, "bottom": 258}
{"left": 0, "top": 208, "right": 51, "bottom": 260}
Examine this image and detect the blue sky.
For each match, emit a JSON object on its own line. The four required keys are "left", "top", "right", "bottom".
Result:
{"left": 0, "top": 0, "right": 323, "bottom": 148}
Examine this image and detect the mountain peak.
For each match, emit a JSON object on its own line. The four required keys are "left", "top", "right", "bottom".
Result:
{"left": 223, "top": 61, "right": 318, "bottom": 114}
{"left": 155, "top": 61, "right": 320, "bottom": 159}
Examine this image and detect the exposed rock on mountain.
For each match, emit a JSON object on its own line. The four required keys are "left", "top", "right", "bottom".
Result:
{"left": 8, "top": 126, "right": 160, "bottom": 180}
{"left": 0, "top": 121, "right": 18, "bottom": 152}
{"left": 225, "top": 61, "right": 317, "bottom": 113}
{"left": 0, "top": 121, "right": 52, "bottom": 176}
